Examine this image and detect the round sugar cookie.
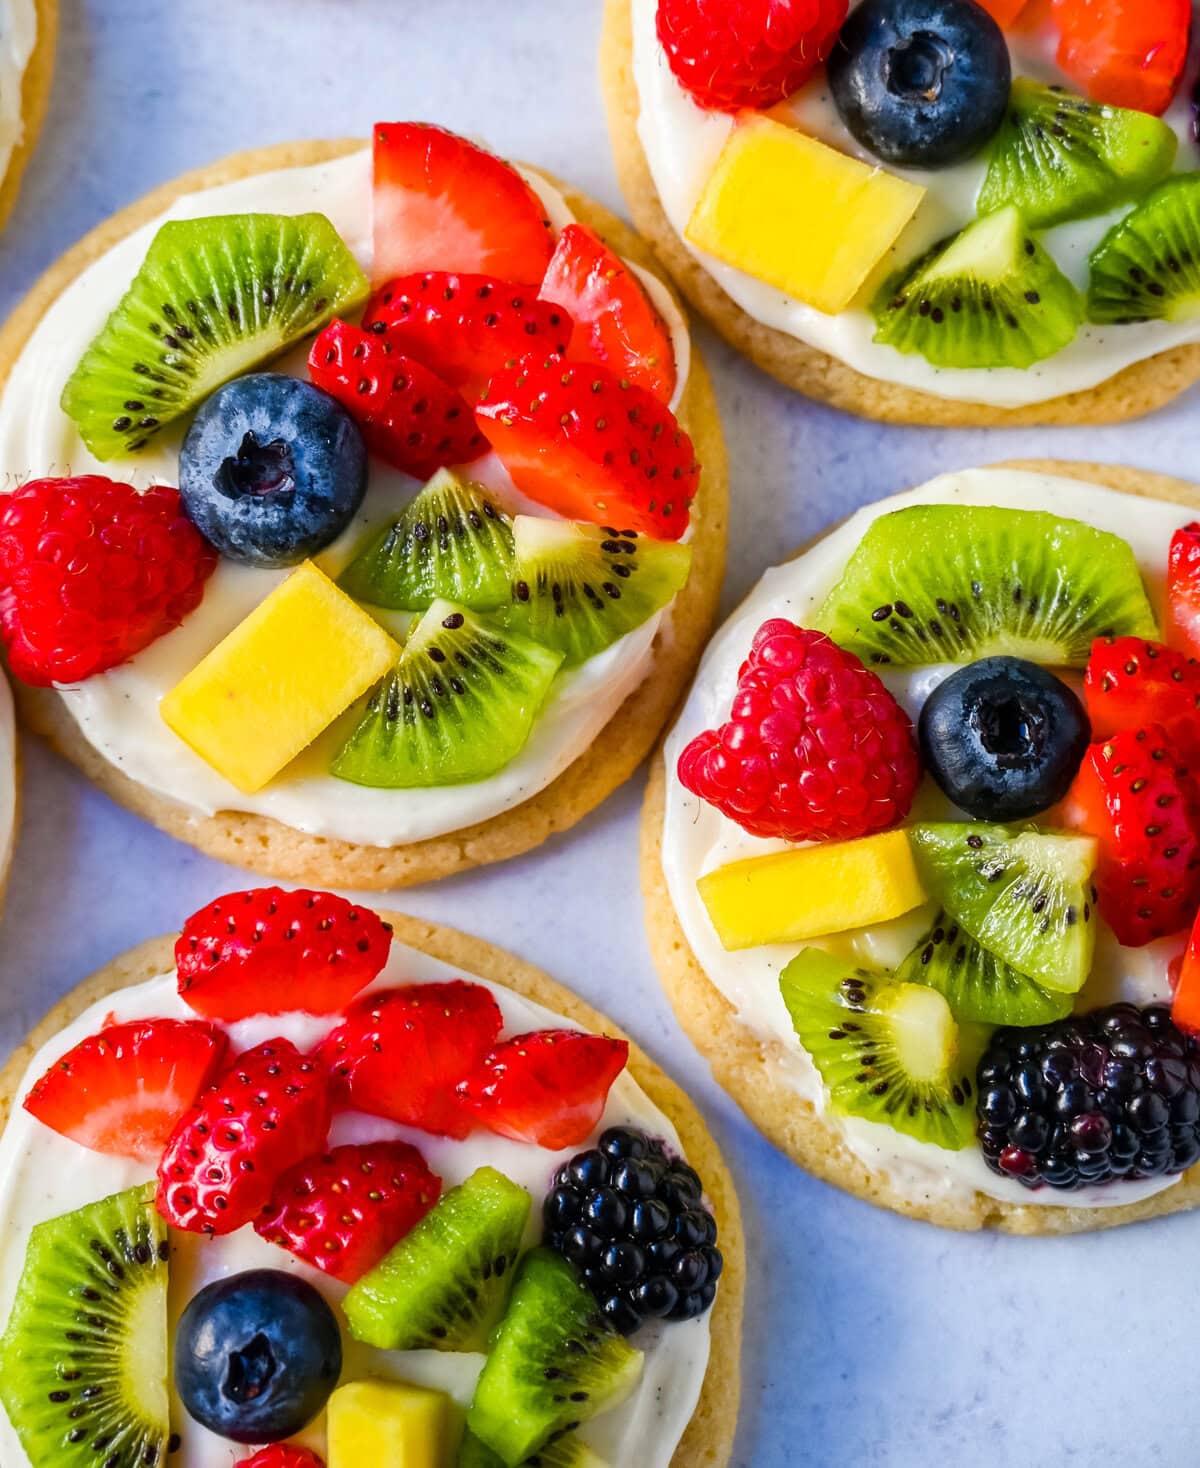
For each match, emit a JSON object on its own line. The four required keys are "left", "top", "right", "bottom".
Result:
{"left": 0, "top": 671, "right": 16, "bottom": 910}
{"left": 0, "top": 0, "right": 56, "bottom": 233}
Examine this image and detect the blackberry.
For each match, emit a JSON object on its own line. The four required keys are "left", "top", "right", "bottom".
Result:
{"left": 977, "top": 1003, "right": 1200, "bottom": 1190}
{"left": 542, "top": 1126, "right": 721, "bottom": 1335}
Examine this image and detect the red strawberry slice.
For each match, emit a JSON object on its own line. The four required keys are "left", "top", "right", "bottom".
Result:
{"left": 1173, "top": 906, "right": 1200, "bottom": 1034}
{"left": 458, "top": 1030, "right": 630, "bottom": 1151}
{"left": 236, "top": 1449, "right": 325, "bottom": 1468}
{"left": 373, "top": 122, "right": 554, "bottom": 286}
{"left": 1084, "top": 636, "right": 1200, "bottom": 765}
{"left": 158, "top": 1039, "right": 331, "bottom": 1236}
{"left": 255, "top": 1140, "right": 442, "bottom": 1283}
{"left": 318, "top": 981, "right": 503, "bottom": 1138}
{"left": 309, "top": 320, "right": 487, "bottom": 478}
{"left": 540, "top": 224, "right": 676, "bottom": 402}
{"left": 476, "top": 356, "right": 698, "bottom": 540}
{"left": 363, "top": 272, "right": 573, "bottom": 402}
{"left": 1051, "top": 0, "right": 1190, "bottom": 114}
{"left": 1167, "top": 521, "right": 1200, "bottom": 660}
{"left": 23, "top": 1018, "right": 227, "bottom": 1164}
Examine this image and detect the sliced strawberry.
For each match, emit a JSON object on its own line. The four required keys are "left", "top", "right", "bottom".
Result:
{"left": 23, "top": 1019, "right": 227, "bottom": 1164}
{"left": 363, "top": 272, "right": 573, "bottom": 402}
{"left": 458, "top": 1030, "right": 630, "bottom": 1151}
{"left": 1167, "top": 521, "right": 1200, "bottom": 659}
{"left": 1173, "top": 909, "right": 1200, "bottom": 1034}
{"left": 373, "top": 122, "right": 554, "bottom": 286}
{"left": 540, "top": 224, "right": 676, "bottom": 403}
{"left": 1051, "top": 0, "right": 1190, "bottom": 113}
{"left": 1084, "top": 636, "right": 1200, "bottom": 765}
{"left": 318, "top": 981, "right": 503, "bottom": 1138}
{"left": 476, "top": 356, "right": 698, "bottom": 540}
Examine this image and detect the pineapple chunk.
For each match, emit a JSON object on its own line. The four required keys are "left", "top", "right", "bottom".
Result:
{"left": 686, "top": 116, "right": 926, "bottom": 314}
{"left": 161, "top": 561, "right": 397, "bottom": 794}
{"left": 327, "top": 1379, "right": 454, "bottom": 1468}
{"left": 698, "top": 829, "right": 927, "bottom": 950}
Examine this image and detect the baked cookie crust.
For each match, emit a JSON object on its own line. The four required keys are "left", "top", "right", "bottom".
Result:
{"left": 0, "top": 0, "right": 56, "bottom": 233}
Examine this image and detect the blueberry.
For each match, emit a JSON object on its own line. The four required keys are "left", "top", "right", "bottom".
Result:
{"left": 180, "top": 372, "right": 367, "bottom": 566}
{"left": 827, "top": 0, "right": 1010, "bottom": 168}
{"left": 918, "top": 657, "right": 1090, "bottom": 820}
{"left": 174, "top": 1269, "right": 341, "bottom": 1443}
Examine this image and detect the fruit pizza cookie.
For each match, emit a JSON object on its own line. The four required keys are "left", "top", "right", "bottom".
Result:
{"left": 0, "top": 0, "right": 53, "bottom": 232}
{"left": 604, "top": 0, "right": 1200, "bottom": 424}
{"left": 644, "top": 459, "right": 1200, "bottom": 1233}
{"left": 0, "top": 887, "right": 742, "bottom": 1467}
{"left": 0, "top": 128, "right": 727, "bottom": 887}
{"left": 0, "top": 668, "right": 15, "bottom": 908}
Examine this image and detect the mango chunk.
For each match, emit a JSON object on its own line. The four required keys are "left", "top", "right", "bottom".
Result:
{"left": 698, "top": 829, "right": 927, "bottom": 950}
{"left": 686, "top": 116, "right": 926, "bottom": 314}
{"left": 161, "top": 561, "right": 397, "bottom": 794}
{"left": 327, "top": 1378, "right": 453, "bottom": 1468}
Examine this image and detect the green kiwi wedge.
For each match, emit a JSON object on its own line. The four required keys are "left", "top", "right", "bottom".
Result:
{"left": 978, "top": 80, "right": 1176, "bottom": 229}
{"left": 0, "top": 1182, "right": 170, "bottom": 1468}
{"left": 779, "top": 948, "right": 984, "bottom": 1151}
{"left": 458, "top": 1428, "right": 609, "bottom": 1468}
{"left": 872, "top": 207, "right": 1082, "bottom": 368}
{"left": 343, "top": 1167, "right": 530, "bottom": 1353}
{"left": 1088, "top": 174, "right": 1200, "bottom": 323}
{"left": 468, "top": 1249, "right": 642, "bottom": 1467}
{"left": 338, "top": 469, "right": 515, "bottom": 611}
{"left": 507, "top": 518, "right": 692, "bottom": 667}
{"left": 910, "top": 824, "right": 1098, "bottom": 994}
{"left": 813, "top": 503, "right": 1158, "bottom": 668}
{"left": 331, "top": 600, "right": 564, "bottom": 788}
{"left": 61, "top": 213, "right": 368, "bottom": 460}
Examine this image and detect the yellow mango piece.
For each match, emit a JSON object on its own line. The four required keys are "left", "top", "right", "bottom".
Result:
{"left": 698, "top": 829, "right": 927, "bottom": 950}
{"left": 686, "top": 116, "right": 926, "bottom": 314}
{"left": 327, "top": 1379, "right": 453, "bottom": 1468}
{"left": 161, "top": 561, "right": 397, "bottom": 794}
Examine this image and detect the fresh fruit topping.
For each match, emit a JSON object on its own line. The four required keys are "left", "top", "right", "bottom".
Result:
{"left": 61, "top": 213, "right": 367, "bottom": 460}
{"left": 540, "top": 224, "right": 675, "bottom": 401}
{"left": 656, "top": 0, "right": 848, "bottom": 111}
{"left": 698, "top": 829, "right": 927, "bottom": 950}
{"left": 1060, "top": 725, "right": 1200, "bottom": 946}
{"left": 1168, "top": 521, "right": 1200, "bottom": 657}
{"left": 975, "top": 0, "right": 1028, "bottom": 24}
{"left": 459, "top": 1031, "right": 630, "bottom": 1151}
{"left": 343, "top": 1167, "right": 530, "bottom": 1352}
{"left": 919, "top": 656, "right": 1090, "bottom": 821}
{"left": 686, "top": 115, "right": 925, "bottom": 315}
{"left": 0, "top": 475, "right": 216, "bottom": 688}
{"left": 544, "top": 1126, "right": 721, "bottom": 1335}
{"left": 237, "top": 1448, "right": 325, "bottom": 1468}
{"left": 1052, "top": 0, "right": 1190, "bottom": 115}
{"left": 331, "top": 600, "right": 563, "bottom": 789}
{"left": 815, "top": 504, "right": 1158, "bottom": 668}
{"left": 459, "top": 1431, "right": 609, "bottom": 1468}
{"left": 1172, "top": 907, "right": 1200, "bottom": 1034}
{"left": 677, "top": 620, "right": 920, "bottom": 843}
{"left": 373, "top": 123, "right": 553, "bottom": 286}
{"left": 23, "top": 1018, "right": 227, "bottom": 1164}
{"left": 174, "top": 1269, "right": 341, "bottom": 1444}
{"left": 1087, "top": 175, "right": 1200, "bottom": 323}
{"left": 828, "top": 0, "right": 1010, "bottom": 168}
{"left": 327, "top": 1380, "right": 452, "bottom": 1468}
{"left": 1084, "top": 635, "right": 1200, "bottom": 764}
{"left": 873, "top": 207, "right": 1082, "bottom": 369}
{"left": 161, "top": 560, "right": 398, "bottom": 794}
{"left": 977, "top": 1003, "right": 1200, "bottom": 1188}
{"left": 157, "top": 1039, "right": 331, "bottom": 1235}
{"left": 506, "top": 518, "right": 691, "bottom": 667}
{"left": 780, "top": 948, "right": 984, "bottom": 1149}
{"left": 0, "top": 1184, "right": 169, "bottom": 1468}
{"left": 978, "top": 80, "right": 1176, "bottom": 229}
{"left": 255, "top": 1140, "right": 442, "bottom": 1284}
{"left": 319, "top": 980, "right": 503, "bottom": 1137}
{"left": 477, "top": 356, "right": 698, "bottom": 541}
{"left": 467, "top": 1248, "right": 643, "bottom": 1464}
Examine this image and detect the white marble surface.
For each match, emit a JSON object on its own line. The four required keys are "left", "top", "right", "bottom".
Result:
{"left": 1, "top": 3, "right": 1198, "bottom": 1464}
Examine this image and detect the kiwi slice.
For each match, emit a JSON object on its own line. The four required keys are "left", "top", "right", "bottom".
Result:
{"left": 1088, "top": 175, "right": 1200, "bottom": 323}
{"left": 61, "top": 213, "right": 368, "bottom": 460}
{"left": 872, "top": 207, "right": 1082, "bottom": 369}
{"left": 0, "top": 1183, "right": 170, "bottom": 1468}
{"left": 910, "top": 824, "right": 1098, "bottom": 994}
{"left": 331, "top": 600, "right": 564, "bottom": 788}
{"left": 338, "top": 469, "right": 516, "bottom": 611}
{"left": 459, "top": 1429, "right": 608, "bottom": 1468}
{"left": 343, "top": 1167, "right": 530, "bottom": 1353}
{"left": 506, "top": 518, "right": 692, "bottom": 667}
{"left": 779, "top": 948, "right": 983, "bottom": 1151}
{"left": 978, "top": 80, "right": 1176, "bottom": 230}
{"left": 813, "top": 503, "right": 1158, "bottom": 668}
{"left": 468, "top": 1249, "right": 642, "bottom": 1467}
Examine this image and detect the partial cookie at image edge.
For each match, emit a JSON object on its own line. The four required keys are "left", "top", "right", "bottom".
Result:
{"left": 0, "top": 0, "right": 57, "bottom": 234}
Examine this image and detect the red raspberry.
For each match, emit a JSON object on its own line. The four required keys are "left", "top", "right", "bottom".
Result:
{"left": 657, "top": 0, "right": 849, "bottom": 113}
{"left": 236, "top": 1449, "right": 324, "bottom": 1468}
{"left": 677, "top": 620, "right": 920, "bottom": 842}
{"left": 0, "top": 475, "right": 216, "bottom": 687}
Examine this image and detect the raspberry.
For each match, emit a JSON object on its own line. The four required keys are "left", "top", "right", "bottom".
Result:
{"left": 236, "top": 1449, "right": 324, "bottom": 1468}
{"left": 677, "top": 620, "right": 920, "bottom": 842}
{"left": 657, "top": 0, "right": 848, "bottom": 113}
{"left": 0, "top": 475, "right": 216, "bottom": 687}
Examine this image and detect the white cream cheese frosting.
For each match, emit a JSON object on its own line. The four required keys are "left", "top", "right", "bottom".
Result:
{"left": 0, "top": 0, "right": 35, "bottom": 193}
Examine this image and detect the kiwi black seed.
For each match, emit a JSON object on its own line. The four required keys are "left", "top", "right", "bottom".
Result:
{"left": 1088, "top": 174, "right": 1200, "bottom": 323}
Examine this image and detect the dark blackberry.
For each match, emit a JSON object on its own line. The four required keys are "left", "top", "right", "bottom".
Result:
{"left": 977, "top": 1003, "right": 1200, "bottom": 1190}
{"left": 543, "top": 1126, "right": 721, "bottom": 1334}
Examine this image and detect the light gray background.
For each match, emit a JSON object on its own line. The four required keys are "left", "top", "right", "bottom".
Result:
{"left": 1, "top": 3, "right": 1196, "bottom": 1464}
